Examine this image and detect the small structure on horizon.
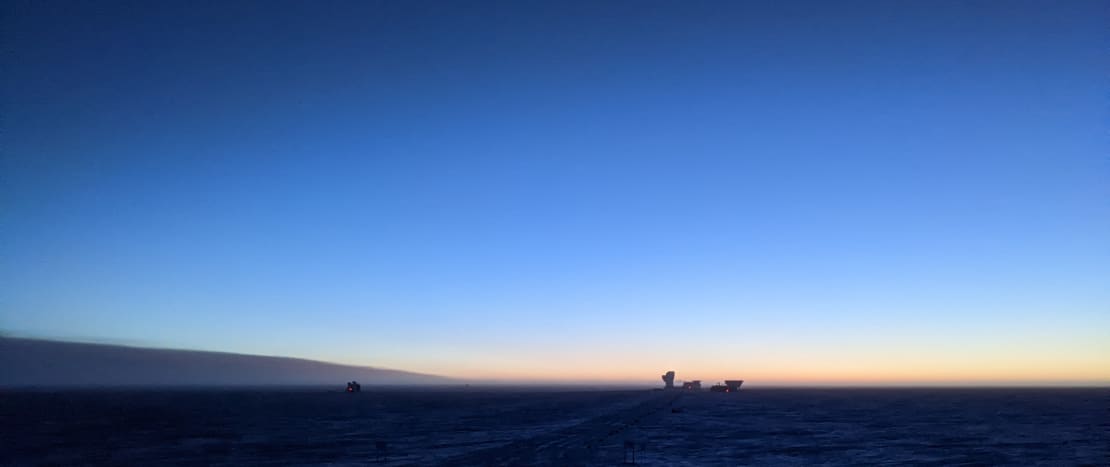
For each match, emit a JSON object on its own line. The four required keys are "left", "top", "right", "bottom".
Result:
{"left": 346, "top": 381, "right": 361, "bottom": 392}
{"left": 662, "top": 372, "right": 743, "bottom": 392}
{"left": 710, "top": 380, "right": 744, "bottom": 393}
{"left": 661, "top": 371, "right": 675, "bottom": 389}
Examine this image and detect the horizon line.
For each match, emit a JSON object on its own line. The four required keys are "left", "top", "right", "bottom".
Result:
{"left": 5, "top": 335, "right": 1107, "bottom": 387}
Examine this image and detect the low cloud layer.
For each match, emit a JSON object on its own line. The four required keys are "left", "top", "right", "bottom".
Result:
{"left": 0, "top": 337, "right": 448, "bottom": 386}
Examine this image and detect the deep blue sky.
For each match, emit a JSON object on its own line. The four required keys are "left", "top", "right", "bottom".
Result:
{"left": 3, "top": 1, "right": 1108, "bottom": 383}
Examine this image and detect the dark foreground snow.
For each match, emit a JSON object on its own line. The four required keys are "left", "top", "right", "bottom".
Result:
{"left": 3, "top": 387, "right": 1107, "bottom": 465}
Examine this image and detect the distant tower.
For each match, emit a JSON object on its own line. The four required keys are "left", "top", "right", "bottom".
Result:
{"left": 661, "top": 371, "right": 675, "bottom": 389}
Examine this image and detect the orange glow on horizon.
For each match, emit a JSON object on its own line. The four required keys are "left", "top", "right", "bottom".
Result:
{"left": 330, "top": 330, "right": 1110, "bottom": 386}
{"left": 389, "top": 352, "right": 1110, "bottom": 386}
{"left": 399, "top": 362, "right": 1110, "bottom": 386}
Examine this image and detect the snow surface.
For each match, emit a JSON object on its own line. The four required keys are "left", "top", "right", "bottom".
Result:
{"left": 4, "top": 387, "right": 1107, "bottom": 465}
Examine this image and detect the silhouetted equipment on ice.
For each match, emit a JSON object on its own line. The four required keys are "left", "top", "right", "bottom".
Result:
{"left": 346, "top": 381, "right": 361, "bottom": 392}
{"left": 661, "top": 371, "right": 675, "bottom": 389}
{"left": 710, "top": 380, "right": 744, "bottom": 392}
{"left": 662, "top": 371, "right": 743, "bottom": 392}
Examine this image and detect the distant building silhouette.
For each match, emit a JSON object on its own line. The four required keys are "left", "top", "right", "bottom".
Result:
{"left": 347, "top": 381, "right": 361, "bottom": 392}
{"left": 661, "top": 371, "right": 675, "bottom": 389}
{"left": 661, "top": 370, "right": 742, "bottom": 392}
{"left": 711, "top": 380, "right": 744, "bottom": 392}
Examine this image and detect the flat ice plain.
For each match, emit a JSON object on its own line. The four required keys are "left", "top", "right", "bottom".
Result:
{"left": 3, "top": 387, "right": 1107, "bottom": 465}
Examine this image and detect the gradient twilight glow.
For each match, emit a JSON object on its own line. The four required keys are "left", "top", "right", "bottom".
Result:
{"left": 2, "top": 1, "right": 1108, "bottom": 385}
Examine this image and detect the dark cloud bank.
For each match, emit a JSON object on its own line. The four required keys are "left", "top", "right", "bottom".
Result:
{"left": 0, "top": 337, "right": 447, "bottom": 386}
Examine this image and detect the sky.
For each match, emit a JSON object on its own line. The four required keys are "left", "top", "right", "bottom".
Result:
{"left": 2, "top": 1, "right": 1108, "bottom": 385}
